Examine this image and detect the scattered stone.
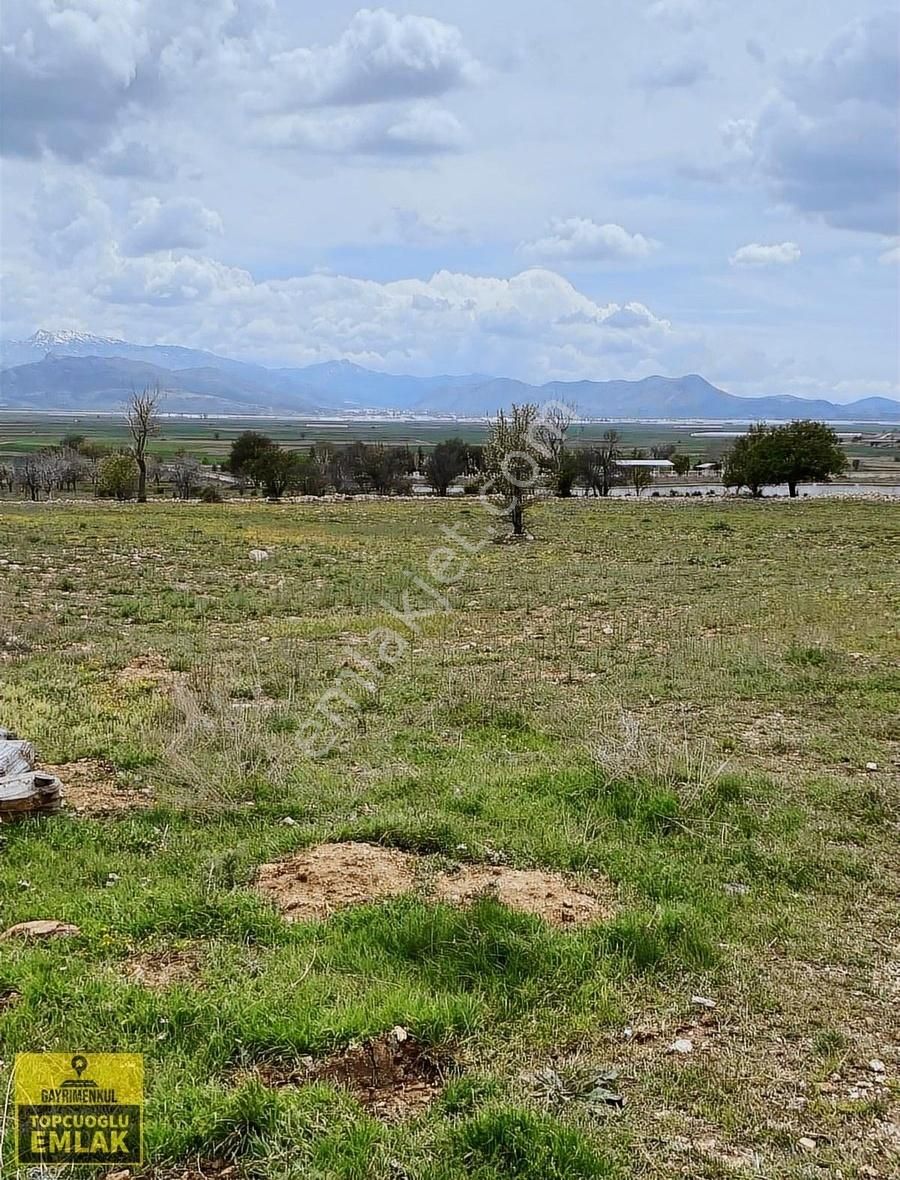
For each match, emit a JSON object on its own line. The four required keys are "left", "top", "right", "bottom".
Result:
{"left": 868, "top": 1059, "right": 886, "bottom": 1074}
{"left": 724, "top": 882, "right": 750, "bottom": 896}
{"left": 249, "top": 549, "right": 269, "bottom": 563}
{"left": 865, "top": 762, "right": 879, "bottom": 772}
{"left": 280, "top": 816, "right": 298, "bottom": 827}
{"left": 668, "top": 1038, "right": 694, "bottom": 1054}
{"left": 0, "top": 919, "right": 80, "bottom": 941}
{"left": 691, "top": 995, "right": 717, "bottom": 1009}
{"left": 798, "top": 1137, "right": 818, "bottom": 1151}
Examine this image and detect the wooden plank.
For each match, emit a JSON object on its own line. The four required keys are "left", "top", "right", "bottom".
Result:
{"left": 0, "top": 772, "right": 62, "bottom": 821}
{"left": 0, "top": 739, "right": 35, "bottom": 778}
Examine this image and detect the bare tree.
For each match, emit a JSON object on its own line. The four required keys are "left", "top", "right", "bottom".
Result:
{"left": 168, "top": 455, "right": 203, "bottom": 500}
{"left": 578, "top": 430, "right": 623, "bottom": 497}
{"left": 485, "top": 403, "right": 546, "bottom": 536}
{"left": 18, "top": 455, "right": 42, "bottom": 501}
{"left": 536, "top": 403, "right": 579, "bottom": 497}
{"left": 630, "top": 466, "right": 654, "bottom": 497}
{"left": 127, "top": 385, "right": 161, "bottom": 503}
{"left": 536, "top": 403, "right": 573, "bottom": 470}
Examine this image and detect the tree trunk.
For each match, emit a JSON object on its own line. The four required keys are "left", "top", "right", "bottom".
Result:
{"left": 788, "top": 480, "right": 798, "bottom": 497}
{"left": 511, "top": 496, "right": 524, "bottom": 536}
{"left": 137, "top": 456, "right": 147, "bottom": 503}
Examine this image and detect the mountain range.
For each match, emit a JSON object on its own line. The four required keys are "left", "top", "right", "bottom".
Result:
{"left": 1, "top": 330, "right": 898, "bottom": 422}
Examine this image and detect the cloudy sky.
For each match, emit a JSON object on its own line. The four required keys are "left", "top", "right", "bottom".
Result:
{"left": 1, "top": 1, "right": 897, "bottom": 399}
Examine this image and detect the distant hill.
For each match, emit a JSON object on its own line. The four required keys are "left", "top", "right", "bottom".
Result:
{"left": 1, "top": 329, "right": 898, "bottom": 421}
{"left": 0, "top": 355, "right": 328, "bottom": 415}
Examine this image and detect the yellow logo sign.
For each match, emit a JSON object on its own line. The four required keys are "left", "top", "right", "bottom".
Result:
{"left": 15, "top": 1053, "right": 143, "bottom": 1166}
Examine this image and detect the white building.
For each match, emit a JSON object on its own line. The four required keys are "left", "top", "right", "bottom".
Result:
{"left": 615, "top": 459, "right": 675, "bottom": 476}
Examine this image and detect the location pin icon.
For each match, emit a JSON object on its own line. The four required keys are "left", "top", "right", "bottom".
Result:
{"left": 71, "top": 1055, "right": 88, "bottom": 1078}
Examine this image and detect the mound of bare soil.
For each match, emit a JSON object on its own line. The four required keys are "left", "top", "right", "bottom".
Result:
{"left": 435, "top": 864, "right": 613, "bottom": 927}
{"left": 255, "top": 841, "right": 418, "bottom": 921}
{"left": 256, "top": 1027, "right": 451, "bottom": 1121}
{"left": 256, "top": 841, "right": 614, "bottom": 928}
{"left": 117, "top": 652, "right": 184, "bottom": 688}
{"left": 45, "top": 758, "right": 154, "bottom": 816}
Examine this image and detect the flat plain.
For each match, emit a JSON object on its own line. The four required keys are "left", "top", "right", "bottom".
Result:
{"left": 0, "top": 496, "right": 898, "bottom": 1179}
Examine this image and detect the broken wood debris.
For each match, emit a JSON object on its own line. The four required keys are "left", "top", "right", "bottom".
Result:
{"left": 0, "top": 728, "right": 63, "bottom": 822}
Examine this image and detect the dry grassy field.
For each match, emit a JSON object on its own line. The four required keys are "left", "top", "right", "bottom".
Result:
{"left": 1, "top": 496, "right": 898, "bottom": 1179}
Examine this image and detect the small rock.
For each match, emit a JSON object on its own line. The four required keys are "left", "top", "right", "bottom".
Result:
{"left": 868, "top": 1059, "right": 886, "bottom": 1074}
{"left": 0, "top": 920, "right": 80, "bottom": 941}
{"left": 249, "top": 549, "right": 269, "bottom": 563}
{"left": 724, "top": 882, "right": 749, "bottom": 896}
{"left": 865, "top": 762, "right": 878, "bottom": 772}
{"left": 798, "top": 1137, "right": 817, "bottom": 1151}
{"left": 280, "top": 816, "right": 298, "bottom": 827}
{"left": 105, "top": 1170, "right": 132, "bottom": 1180}
{"left": 691, "top": 995, "right": 716, "bottom": 1009}
{"left": 668, "top": 1038, "right": 693, "bottom": 1054}
{"left": 390, "top": 1025, "right": 409, "bottom": 1043}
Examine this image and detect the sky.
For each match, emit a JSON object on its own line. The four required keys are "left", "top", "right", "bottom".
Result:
{"left": 0, "top": 0, "right": 898, "bottom": 400}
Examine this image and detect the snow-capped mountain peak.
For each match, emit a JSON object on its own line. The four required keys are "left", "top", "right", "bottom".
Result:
{"left": 26, "top": 328, "right": 127, "bottom": 348}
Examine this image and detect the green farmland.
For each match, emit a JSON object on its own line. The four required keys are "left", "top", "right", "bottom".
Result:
{"left": 0, "top": 496, "right": 898, "bottom": 1178}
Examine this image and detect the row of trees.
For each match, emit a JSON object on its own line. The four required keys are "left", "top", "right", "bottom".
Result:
{"left": 222, "top": 420, "right": 695, "bottom": 503}
{"left": 2, "top": 383, "right": 848, "bottom": 520}
{"left": 0, "top": 446, "right": 214, "bottom": 502}
{"left": 225, "top": 431, "right": 487, "bottom": 498}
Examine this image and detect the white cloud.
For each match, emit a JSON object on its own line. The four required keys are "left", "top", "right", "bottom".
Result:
{"left": 637, "top": 55, "right": 711, "bottom": 89}
{"left": 381, "top": 208, "right": 464, "bottom": 244}
{"left": 122, "top": 197, "right": 224, "bottom": 255}
{"left": 94, "top": 138, "right": 173, "bottom": 180}
{"left": 736, "top": 12, "right": 900, "bottom": 234}
{"left": 729, "top": 241, "right": 801, "bottom": 267}
{"left": 80, "top": 258, "right": 672, "bottom": 379}
{"left": 645, "top": 1, "right": 719, "bottom": 32}
{"left": 879, "top": 242, "right": 900, "bottom": 266}
{"left": 0, "top": 0, "right": 267, "bottom": 161}
{"left": 259, "top": 102, "right": 466, "bottom": 156}
{"left": 255, "top": 8, "right": 482, "bottom": 112}
{"left": 31, "top": 175, "right": 112, "bottom": 267}
{"left": 96, "top": 251, "right": 252, "bottom": 306}
{"left": 521, "top": 219, "right": 659, "bottom": 263}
